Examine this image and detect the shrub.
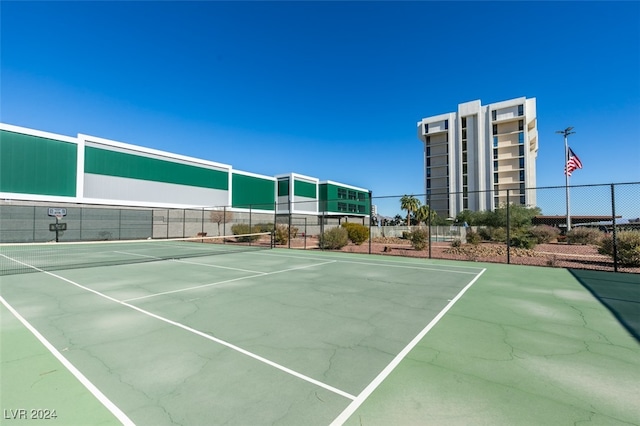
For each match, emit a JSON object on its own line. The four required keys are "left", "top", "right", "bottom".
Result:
{"left": 274, "top": 224, "right": 289, "bottom": 245}
{"left": 231, "top": 223, "right": 261, "bottom": 242}
{"left": 599, "top": 231, "right": 640, "bottom": 266}
{"left": 341, "top": 223, "right": 369, "bottom": 245}
{"left": 410, "top": 228, "right": 428, "bottom": 250}
{"left": 529, "top": 225, "right": 560, "bottom": 244}
{"left": 319, "top": 227, "right": 349, "bottom": 250}
{"left": 256, "top": 223, "right": 274, "bottom": 233}
{"left": 466, "top": 229, "right": 481, "bottom": 245}
{"left": 401, "top": 231, "right": 412, "bottom": 240}
{"left": 510, "top": 234, "right": 536, "bottom": 249}
{"left": 478, "top": 227, "right": 507, "bottom": 242}
{"left": 566, "top": 227, "right": 602, "bottom": 245}
{"left": 451, "top": 239, "right": 462, "bottom": 248}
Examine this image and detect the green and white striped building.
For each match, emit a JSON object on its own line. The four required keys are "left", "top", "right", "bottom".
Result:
{"left": 0, "top": 123, "right": 370, "bottom": 218}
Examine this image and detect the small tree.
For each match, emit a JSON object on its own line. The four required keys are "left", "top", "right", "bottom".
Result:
{"left": 209, "top": 209, "right": 234, "bottom": 236}
{"left": 415, "top": 204, "right": 437, "bottom": 228}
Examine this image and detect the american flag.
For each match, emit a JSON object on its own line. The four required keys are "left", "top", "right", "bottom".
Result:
{"left": 565, "top": 147, "right": 583, "bottom": 176}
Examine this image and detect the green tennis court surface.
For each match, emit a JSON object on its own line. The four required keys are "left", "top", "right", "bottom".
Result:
{"left": 1, "top": 245, "right": 639, "bottom": 425}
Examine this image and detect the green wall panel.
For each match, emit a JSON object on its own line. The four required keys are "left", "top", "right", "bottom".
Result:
{"left": 319, "top": 183, "right": 370, "bottom": 215}
{"left": 85, "top": 146, "right": 228, "bottom": 190}
{"left": 294, "top": 179, "right": 316, "bottom": 198}
{"left": 232, "top": 174, "right": 275, "bottom": 208}
{"left": 278, "top": 179, "right": 289, "bottom": 196}
{"left": 0, "top": 130, "right": 77, "bottom": 196}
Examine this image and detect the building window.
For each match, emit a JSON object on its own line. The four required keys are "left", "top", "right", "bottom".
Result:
{"left": 462, "top": 128, "right": 467, "bottom": 139}
{"left": 426, "top": 168, "right": 431, "bottom": 177}
{"left": 348, "top": 204, "right": 357, "bottom": 213}
{"left": 357, "top": 205, "right": 365, "bottom": 213}
{"left": 358, "top": 192, "right": 366, "bottom": 201}
{"left": 493, "top": 136, "right": 498, "bottom": 147}
{"left": 461, "top": 117, "right": 467, "bottom": 128}
{"left": 463, "top": 175, "right": 468, "bottom": 185}
{"left": 519, "top": 145, "right": 525, "bottom": 156}
{"left": 338, "top": 188, "right": 347, "bottom": 199}
{"left": 426, "top": 179, "right": 431, "bottom": 189}
{"left": 492, "top": 110, "right": 497, "bottom": 121}
{"left": 444, "top": 119, "right": 449, "bottom": 130}
{"left": 348, "top": 190, "right": 357, "bottom": 200}
{"left": 495, "top": 198, "right": 500, "bottom": 208}
{"left": 518, "top": 104, "right": 524, "bottom": 116}
{"left": 426, "top": 146, "right": 431, "bottom": 156}
{"left": 426, "top": 158, "right": 431, "bottom": 167}
{"left": 520, "top": 183, "right": 525, "bottom": 192}
{"left": 494, "top": 184, "right": 500, "bottom": 193}
{"left": 462, "top": 140, "right": 467, "bottom": 151}
{"left": 426, "top": 136, "right": 430, "bottom": 145}
{"left": 519, "top": 158, "right": 525, "bottom": 169}
{"left": 519, "top": 120, "right": 524, "bottom": 131}
{"left": 338, "top": 202, "right": 347, "bottom": 212}
{"left": 462, "top": 164, "right": 468, "bottom": 174}
{"left": 424, "top": 123, "right": 429, "bottom": 134}
{"left": 494, "top": 173, "right": 499, "bottom": 184}
{"left": 519, "top": 170, "right": 525, "bottom": 182}
{"left": 494, "top": 160, "right": 498, "bottom": 170}
{"left": 520, "top": 195, "right": 526, "bottom": 204}
{"left": 493, "top": 148, "right": 498, "bottom": 160}
{"left": 493, "top": 124, "right": 498, "bottom": 135}
{"left": 463, "top": 199, "right": 468, "bottom": 209}
{"left": 462, "top": 152, "right": 467, "bottom": 162}
{"left": 518, "top": 132, "right": 524, "bottom": 144}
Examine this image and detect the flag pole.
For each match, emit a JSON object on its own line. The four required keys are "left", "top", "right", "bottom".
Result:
{"left": 556, "top": 127, "right": 575, "bottom": 233}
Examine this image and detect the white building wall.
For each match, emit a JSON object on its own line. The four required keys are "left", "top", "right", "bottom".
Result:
{"left": 418, "top": 97, "right": 538, "bottom": 217}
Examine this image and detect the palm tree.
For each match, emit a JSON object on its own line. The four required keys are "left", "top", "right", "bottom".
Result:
{"left": 415, "top": 204, "right": 437, "bottom": 228}
{"left": 400, "top": 195, "right": 420, "bottom": 229}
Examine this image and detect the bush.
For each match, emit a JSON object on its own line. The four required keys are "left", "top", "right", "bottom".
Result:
{"left": 319, "top": 227, "right": 349, "bottom": 250}
{"left": 599, "top": 231, "right": 640, "bottom": 266}
{"left": 510, "top": 234, "right": 536, "bottom": 249}
{"left": 478, "top": 227, "right": 507, "bottom": 242}
{"left": 566, "top": 227, "right": 602, "bottom": 245}
{"left": 451, "top": 239, "right": 462, "bottom": 248}
{"left": 231, "top": 223, "right": 261, "bottom": 242}
{"left": 256, "top": 223, "right": 274, "bottom": 233}
{"left": 401, "top": 231, "right": 412, "bottom": 240}
{"left": 410, "top": 228, "right": 428, "bottom": 250}
{"left": 466, "top": 229, "right": 481, "bottom": 245}
{"left": 529, "top": 225, "right": 560, "bottom": 244}
{"left": 341, "top": 223, "right": 369, "bottom": 245}
{"left": 274, "top": 224, "right": 289, "bottom": 245}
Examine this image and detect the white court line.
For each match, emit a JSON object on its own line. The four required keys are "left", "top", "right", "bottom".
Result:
{"left": 114, "top": 251, "right": 265, "bottom": 274}
{"left": 256, "top": 251, "right": 483, "bottom": 274}
{"left": 123, "top": 260, "right": 336, "bottom": 302}
{"left": 330, "top": 268, "right": 487, "bottom": 426}
{"left": 0, "top": 295, "right": 135, "bottom": 426}
{"left": 1, "top": 255, "right": 354, "bottom": 401}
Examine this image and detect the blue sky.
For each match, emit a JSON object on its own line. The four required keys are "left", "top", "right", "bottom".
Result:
{"left": 1, "top": 1, "right": 639, "bottom": 217}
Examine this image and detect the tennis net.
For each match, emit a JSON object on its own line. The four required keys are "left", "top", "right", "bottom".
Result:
{"left": 0, "top": 232, "right": 272, "bottom": 275}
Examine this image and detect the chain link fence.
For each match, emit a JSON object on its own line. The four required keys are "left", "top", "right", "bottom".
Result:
{"left": 1, "top": 182, "right": 638, "bottom": 273}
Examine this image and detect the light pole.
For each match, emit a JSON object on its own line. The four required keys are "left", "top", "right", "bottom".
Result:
{"left": 556, "top": 127, "right": 575, "bottom": 232}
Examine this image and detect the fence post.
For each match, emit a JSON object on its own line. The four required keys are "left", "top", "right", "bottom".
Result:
{"left": 506, "top": 189, "right": 511, "bottom": 264}
{"left": 273, "top": 202, "right": 277, "bottom": 248}
{"left": 166, "top": 209, "right": 170, "bottom": 239}
{"left": 201, "top": 208, "right": 205, "bottom": 236}
{"left": 304, "top": 217, "right": 307, "bottom": 250}
{"left": 288, "top": 197, "right": 292, "bottom": 249}
{"left": 223, "top": 206, "right": 226, "bottom": 244}
{"left": 428, "top": 193, "right": 432, "bottom": 259}
{"left": 368, "top": 190, "right": 373, "bottom": 255}
{"left": 611, "top": 184, "right": 618, "bottom": 272}
{"left": 249, "top": 205, "right": 253, "bottom": 246}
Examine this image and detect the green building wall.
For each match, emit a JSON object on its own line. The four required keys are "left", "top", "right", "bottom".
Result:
{"left": 231, "top": 173, "right": 276, "bottom": 209}
{"left": 319, "top": 183, "right": 370, "bottom": 215}
{"left": 0, "top": 130, "right": 77, "bottom": 197}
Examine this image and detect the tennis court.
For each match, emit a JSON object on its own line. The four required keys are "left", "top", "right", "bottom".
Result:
{"left": 2, "top": 238, "right": 639, "bottom": 425}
